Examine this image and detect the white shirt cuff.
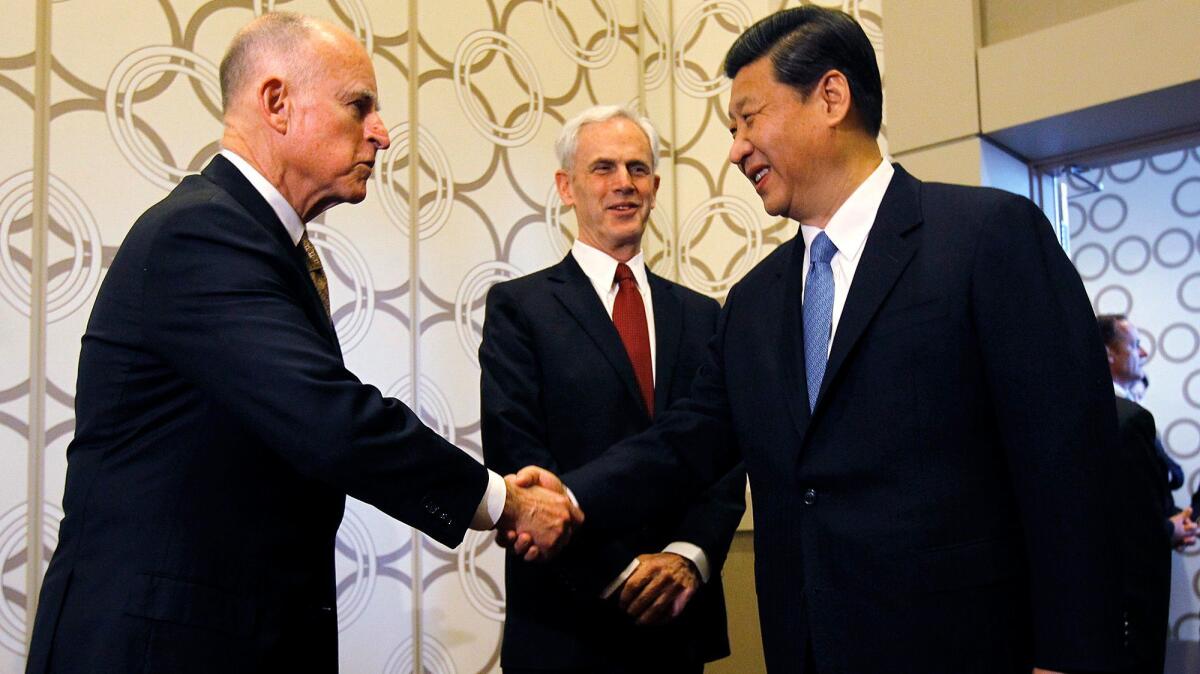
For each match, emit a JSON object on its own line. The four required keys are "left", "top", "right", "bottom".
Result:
{"left": 601, "top": 558, "right": 640, "bottom": 599}
{"left": 663, "top": 541, "right": 711, "bottom": 583}
{"left": 470, "top": 469, "right": 507, "bottom": 530}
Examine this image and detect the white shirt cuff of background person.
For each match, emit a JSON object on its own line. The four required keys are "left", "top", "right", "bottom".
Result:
{"left": 600, "top": 542, "right": 711, "bottom": 599}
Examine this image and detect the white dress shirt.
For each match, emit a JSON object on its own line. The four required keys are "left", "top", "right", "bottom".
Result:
{"left": 219, "top": 149, "right": 506, "bottom": 530}
{"left": 570, "top": 239, "right": 712, "bottom": 595}
{"left": 799, "top": 160, "right": 895, "bottom": 354}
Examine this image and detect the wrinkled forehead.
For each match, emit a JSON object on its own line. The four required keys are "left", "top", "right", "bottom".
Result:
{"left": 577, "top": 118, "right": 653, "bottom": 161}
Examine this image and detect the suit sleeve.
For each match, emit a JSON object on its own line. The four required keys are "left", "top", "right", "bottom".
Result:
{"left": 563, "top": 291, "right": 742, "bottom": 537}
{"left": 970, "top": 195, "right": 1124, "bottom": 670}
{"left": 142, "top": 201, "right": 487, "bottom": 548}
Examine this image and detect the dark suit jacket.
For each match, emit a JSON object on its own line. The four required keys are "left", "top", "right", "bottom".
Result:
{"left": 26, "top": 155, "right": 488, "bottom": 674}
{"left": 1114, "top": 396, "right": 1173, "bottom": 673}
{"left": 563, "top": 166, "right": 1125, "bottom": 673}
{"left": 480, "top": 254, "right": 745, "bottom": 669}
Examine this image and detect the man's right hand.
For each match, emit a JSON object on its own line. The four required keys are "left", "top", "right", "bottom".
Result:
{"left": 495, "top": 466, "right": 583, "bottom": 561}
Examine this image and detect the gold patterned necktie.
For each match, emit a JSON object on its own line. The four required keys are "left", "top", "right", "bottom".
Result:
{"left": 298, "top": 231, "right": 331, "bottom": 319}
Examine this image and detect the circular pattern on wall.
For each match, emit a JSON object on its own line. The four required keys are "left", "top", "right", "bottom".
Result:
{"left": 1105, "top": 159, "right": 1145, "bottom": 184}
{"left": 307, "top": 224, "right": 375, "bottom": 353}
{"left": 1164, "top": 418, "right": 1200, "bottom": 459}
{"left": 105, "top": 46, "right": 221, "bottom": 190}
{"left": 253, "top": 0, "right": 375, "bottom": 54}
{"left": 374, "top": 122, "right": 455, "bottom": 240}
{"left": 0, "top": 172, "right": 103, "bottom": 323}
{"left": 1153, "top": 227, "right": 1193, "bottom": 268}
{"left": 1067, "top": 202, "right": 1087, "bottom": 238}
{"left": 383, "top": 635, "right": 458, "bottom": 674}
{"left": 679, "top": 195, "right": 763, "bottom": 295}
{"left": 1177, "top": 272, "right": 1200, "bottom": 312}
{"left": 1184, "top": 371, "right": 1200, "bottom": 410}
{"left": 1071, "top": 243, "right": 1109, "bottom": 281}
{"left": 455, "top": 261, "right": 522, "bottom": 367}
{"left": 1091, "top": 284, "right": 1132, "bottom": 316}
{"left": 541, "top": 0, "right": 619, "bottom": 69}
{"left": 640, "top": 2, "right": 670, "bottom": 90}
{"left": 1087, "top": 194, "right": 1127, "bottom": 233}
{"left": 1111, "top": 236, "right": 1150, "bottom": 274}
{"left": 453, "top": 31, "right": 544, "bottom": 148}
{"left": 1173, "top": 177, "right": 1200, "bottom": 217}
{"left": 1149, "top": 149, "right": 1189, "bottom": 175}
{"left": 1158, "top": 323, "right": 1199, "bottom": 363}
{"left": 544, "top": 183, "right": 573, "bottom": 257}
{"left": 456, "top": 529, "right": 505, "bottom": 621}
{"left": 0, "top": 502, "right": 63, "bottom": 656}
{"left": 384, "top": 375, "right": 456, "bottom": 446}
{"left": 334, "top": 506, "right": 378, "bottom": 632}
{"left": 672, "top": 1, "right": 754, "bottom": 98}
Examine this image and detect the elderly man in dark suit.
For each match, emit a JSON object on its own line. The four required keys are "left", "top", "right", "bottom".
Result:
{"left": 1100, "top": 313, "right": 1196, "bottom": 673}
{"left": 503, "top": 6, "right": 1127, "bottom": 673}
{"left": 26, "top": 13, "right": 579, "bottom": 674}
{"left": 480, "top": 105, "right": 744, "bottom": 674}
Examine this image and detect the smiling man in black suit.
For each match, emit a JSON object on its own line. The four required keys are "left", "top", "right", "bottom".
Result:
{"left": 503, "top": 7, "right": 1127, "bottom": 673}
{"left": 481, "top": 105, "right": 745, "bottom": 674}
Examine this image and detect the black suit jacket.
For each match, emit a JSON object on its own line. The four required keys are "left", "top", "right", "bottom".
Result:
{"left": 564, "top": 166, "right": 1125, "bottom": 673}
{"left": 480, "top": 254, "right": 745, "bottom": 669}
{"left": 26, "top": 156, "right": 488, "bottom": 674}
{"left": 1114, "top": 396, "right": 1173, "bottom": 673}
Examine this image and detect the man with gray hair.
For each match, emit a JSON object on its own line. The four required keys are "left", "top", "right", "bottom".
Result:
{"left": 480, "top": 104, "right": 744, "bottom": 673}
{"left": 26, "top": 13, "right": 579, "bottom": 673}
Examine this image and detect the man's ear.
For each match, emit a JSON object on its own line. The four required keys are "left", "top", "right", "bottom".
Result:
{"left": 259, "top": 77, "right": 289, "bottom": 134}
{"left": 1105, "top": 347, "right": 1116, "bottom": 364}
{"left": 554, "top": 169, "right": 575, "bottom": 207}
{"left": 816, "top": 69, "right": 852, "bottom": 128}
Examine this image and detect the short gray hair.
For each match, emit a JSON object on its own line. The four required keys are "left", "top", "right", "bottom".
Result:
{"left": 219, "top": 12, "right": 319, "bottom": 114}
{"left": 555, "top": 104, "right": 661, "bottom": 172}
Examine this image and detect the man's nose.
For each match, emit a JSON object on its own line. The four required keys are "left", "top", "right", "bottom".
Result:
{"left": 728, "top": 133, "right": 750, "bottom": 167}
{"left": 367, "top": 113, "right": 390, "bottom": 150}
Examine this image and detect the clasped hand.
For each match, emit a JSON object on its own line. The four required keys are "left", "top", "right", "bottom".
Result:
{"left": 495, "top": 466, "right": 584, "bottom": 561}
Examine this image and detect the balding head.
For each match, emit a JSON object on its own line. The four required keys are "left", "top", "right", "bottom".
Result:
{"left": 219, "top": 12, "right": 324, "bottom": 115}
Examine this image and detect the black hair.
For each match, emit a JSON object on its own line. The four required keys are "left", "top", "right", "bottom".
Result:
{"left": 1096, "top": 314, "right": 1128, "bottom": 348}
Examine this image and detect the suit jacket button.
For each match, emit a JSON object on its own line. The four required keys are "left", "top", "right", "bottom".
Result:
{"left": 803, "top": 488, "right": 817, "bottom": 505}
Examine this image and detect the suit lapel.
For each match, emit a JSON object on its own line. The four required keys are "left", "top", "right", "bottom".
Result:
{"left": 200, "top": 156, "right": 340, "bottom": 348}
{"left": 549, "top": 254, "right": 649, "bottom": 420}
{"left": 778, "top": 239, "right": 812, "bottom": 440}
{"left": 813, "top": 166, "right": 922, "bottom": 416}
{"left": 648, "top": 271, "right": 682, "bottom": 416}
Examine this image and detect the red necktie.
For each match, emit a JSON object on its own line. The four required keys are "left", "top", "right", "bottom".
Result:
{"left": 613, "top": 263, "right": 654, "bottom": 416}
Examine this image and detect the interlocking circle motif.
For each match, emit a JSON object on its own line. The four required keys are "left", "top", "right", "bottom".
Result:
{"left": 334, "top": 506, "right": 378, "bottom": 632}
{"left": 542, "top": 0, "right": 619, "bottom": 68}
{"left": 384, "top": 375, "right": 456, "bottom": 446}
{"left": 544, "top": 183, "right": 573, "bottom": 256}
{"left": 374, "top": 123, "right": 455, "bottom": 240}
{"left": 679, "top": 196, "right": 763, "bottom": 295}
{"left": 254, "top": 0, "right": 375, "bottom": 54}
{"left": 457, "top": 529, "right": 505, "bottom": 621}
{"left": 454, "top": 31, "right": 544, "bottom": 147}
{"left": 383, "top": 635, "right": 458, "bottom": 674}
{"left": 641, "top": 2, "right": 670, "bottom": 90}
{"left": 0, "top": 172, "right": 103, "bottom": 322}
{"left": 1173, "top": 177, "right": 1200, "bottom": 217}
{"left": 672, "top": 1, "right": 754, "bottom": 98}
{"left": 105, "top": 46, "right": 220, "bottom": 190}
{"left": 308, "top": 224, "right": 375, "bottom": 353}
{"left": 455, "top": 261, "right": 522, "bottom": 367}
{"left": 0, "top": 502, "right": 64, "bottom": 656}
{"left": 1164, "top": 418, "right": 1200, "bottom": 460}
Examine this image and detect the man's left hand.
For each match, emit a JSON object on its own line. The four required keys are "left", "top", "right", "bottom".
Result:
{"left": 618, "top": 552, "right": 699, "bottom": 626}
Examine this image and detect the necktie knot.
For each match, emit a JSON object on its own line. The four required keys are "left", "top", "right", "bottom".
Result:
{"left": 614, "top": 262, "right": 637, "bottom": 287}
{"left": 810, "top": 231, "right": 837, "bottom": 264}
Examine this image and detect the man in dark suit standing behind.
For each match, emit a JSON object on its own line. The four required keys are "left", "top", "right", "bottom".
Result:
{"left": 26, "top": 13, "right": 579, "bottom": 674}
{"left": 1100, "top": 314, "right": 1196, "bottom": 672}
{"left": 505, "top": 7, "right": 1127, "bottom": 673}
{"left": 481, "top": 105, "right": 745, "bottom": 674}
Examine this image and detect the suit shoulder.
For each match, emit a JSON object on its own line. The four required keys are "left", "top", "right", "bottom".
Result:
{"left": 485, "top": 260, "right": 566, "bottom": 303}
{"left": 920, "top": 181, "right": 1042, "bottom": 228}
{"left": 1114, "top": 396, "right": 1153, "bottom": 427}
{"left": 727, "top": 237, "right": 797, "bottom": 298}
{"left": 651, "top": 274, "right": 719, "bottom": 310}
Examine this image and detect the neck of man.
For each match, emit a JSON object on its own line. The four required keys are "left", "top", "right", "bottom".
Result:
{"left": 578, "top": 230, "right": 642, "bottom": 263}
{"left": 221, "top": 125, "right": 318, "bottom": 222}
{"left": 803, "top": 136, "right": 884, "bottom": 229}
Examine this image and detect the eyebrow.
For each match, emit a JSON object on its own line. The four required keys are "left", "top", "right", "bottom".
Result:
{"left": 347, "top": 88, "right": 380, "bottom": 112}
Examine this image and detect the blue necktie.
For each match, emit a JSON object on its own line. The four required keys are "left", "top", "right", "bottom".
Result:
{"left": 803, "top": 232, "right": 837, "bottom": 411}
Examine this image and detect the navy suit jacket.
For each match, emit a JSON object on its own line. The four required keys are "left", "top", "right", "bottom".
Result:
{"left": 27, "top": 155, "right": 488, "bottom": 674}
{"left": 480, "top": 253, "right": 745, "bottom": 669}
{"left": 564, "top": 166, "right": 1126, "bottom": 673}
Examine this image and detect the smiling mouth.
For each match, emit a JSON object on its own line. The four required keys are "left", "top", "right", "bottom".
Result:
{"left": 608, "top": 203, "right": 640, "bottom": 214}
{"left": 751, "top": 167, "right": 769, "bottom": 187}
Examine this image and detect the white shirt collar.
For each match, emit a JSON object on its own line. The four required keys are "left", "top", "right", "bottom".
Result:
{"left": 571, "top": 238, "right": 649, "bottom": 297}
{"left": 219, "top": 149, "right": 306, "bottom": 246}
{"left": 1113, "top": 381, "right": 1129, "bottom": 399}
{"left": 800, "top": 160, "right": 894, "bottom": 261}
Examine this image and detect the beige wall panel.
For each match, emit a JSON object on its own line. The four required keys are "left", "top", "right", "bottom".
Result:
{"left": 0, "top": 6, "right": 33, "bottom": 660}
{"left": 893, "top": 136, "right": 983, "bottom": 185}
{"left": 979, "top": 0, "right": 1139, "bottom": 45}
{"left": 978, "top": 0, "right": 1200, "bottom": 134}
{"left": 882, "top": 0, "right": 978, "bottom": 155}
